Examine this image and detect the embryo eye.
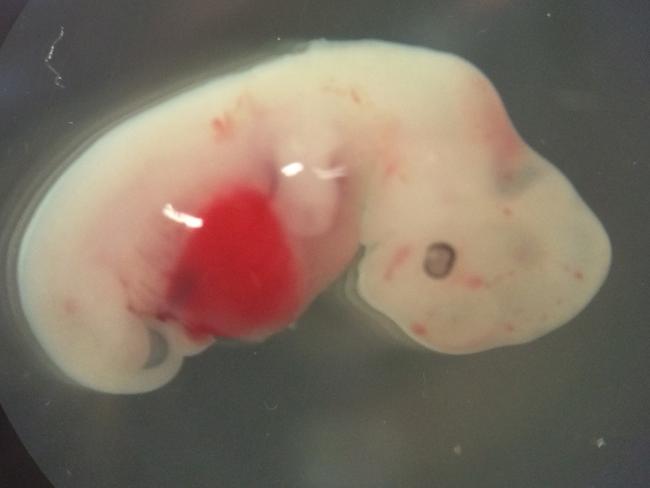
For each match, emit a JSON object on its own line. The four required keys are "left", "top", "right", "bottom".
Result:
{"left": 423, "top": 242, "right": 455, "bottom": 279}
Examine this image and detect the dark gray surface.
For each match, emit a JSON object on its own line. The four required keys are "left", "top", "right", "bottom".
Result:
{"left": 1, "top": 1, "right": 649, "bottom": 487}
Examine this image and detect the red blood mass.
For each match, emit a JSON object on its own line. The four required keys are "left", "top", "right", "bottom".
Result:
{"left": 164, "top": 186, "right": 302, "bottom": 339}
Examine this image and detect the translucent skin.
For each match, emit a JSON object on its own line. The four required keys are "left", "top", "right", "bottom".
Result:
{"left": 16, "top": 40, "right": 610, "bottom": 393}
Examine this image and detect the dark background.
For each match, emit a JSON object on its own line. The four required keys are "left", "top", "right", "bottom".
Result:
{"left": 1, "top": 1, "right": 649, "bottom": 487}
{"left": 2, "top": 2, "right": 49, "bottom": 488}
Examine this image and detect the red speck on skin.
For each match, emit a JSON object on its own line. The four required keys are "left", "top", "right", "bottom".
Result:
{"left": 383, "top": 245, "right": 412, "bottom": 281}
{"left": 465, "top": 77, "right": 523, "bottom": 177}
{"left": 213, "top": 94, "right": 264, "bottom": 141}
{"left": 322, "top": 83, "right": 364, "bottom": 105}
{"left": 63, "top": 298, "right": 78, "bottom": 315}
{"left": 410, "top": 323, "right": 428, "bottom": 336}
{"left": 211, "top": 115, "right": 235, "bottom": 140}
{"left": 503, "top": 322, "right": 515, "bottom": 333}
{"left": 562, "top": 263, "right": 584, "bottom": 281}
{"left": 349, "top": 88, "right": 361, "bottom": 104}
{"left": 484, "top": 108, "right": 522, "bottom": 164}
{"left": 463, "top": 274, "right": 485, "bottom": 290}
{"left": 502, "top": 206, "right": 513, "bottom": 217}
{"left": 382, "top": 160, "right": 400, "bottom": 180}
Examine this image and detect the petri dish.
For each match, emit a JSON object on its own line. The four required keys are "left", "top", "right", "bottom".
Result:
{"left": 1, "top": 1, "right": 648, "bottom": 487}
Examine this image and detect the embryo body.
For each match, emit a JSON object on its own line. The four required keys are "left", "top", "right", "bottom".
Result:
{"left": 17, "top": 41, "right": 611, "bottom": 393}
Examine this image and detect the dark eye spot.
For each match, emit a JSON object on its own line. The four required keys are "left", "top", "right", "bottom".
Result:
{"left": 423, "top": 242, "right": 455, "bottom": 279}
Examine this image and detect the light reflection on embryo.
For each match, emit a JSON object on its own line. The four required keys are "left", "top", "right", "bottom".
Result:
{"left": 162, "top": 203, "right": 204, "bottom": 229}
{"left": 15, "top": 40, "right": 611, "bottom": 394}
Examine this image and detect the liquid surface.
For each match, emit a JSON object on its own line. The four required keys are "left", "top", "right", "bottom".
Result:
{"left": 16, "top": 40, "right": 611, "bottom": 393}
